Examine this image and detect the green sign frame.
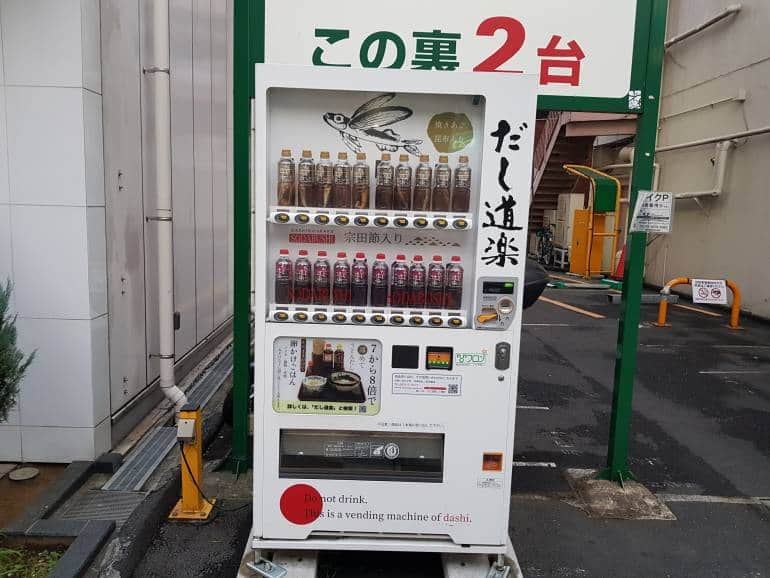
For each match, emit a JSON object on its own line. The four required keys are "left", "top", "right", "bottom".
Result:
{"left": 229, "top": 0, "right": 669, "bottom": 485}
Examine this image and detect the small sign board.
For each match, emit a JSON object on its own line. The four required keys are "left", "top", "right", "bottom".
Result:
{"left": 630, "top": 190, "right": 673, "bottom": 233}
{"left": 692, "top": 279, "right": 728, "bottom": 305}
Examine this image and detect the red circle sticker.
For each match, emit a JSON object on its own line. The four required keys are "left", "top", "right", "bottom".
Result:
{"left": 280, "top": 484, "right": 322, "bottom": 525}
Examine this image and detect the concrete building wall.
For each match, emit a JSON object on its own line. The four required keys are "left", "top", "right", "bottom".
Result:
{"left": 647, "top": 0, "right": 770, "bottom": 317}
{"left": 0, "top": 0, "right": 232, "bottom": 462}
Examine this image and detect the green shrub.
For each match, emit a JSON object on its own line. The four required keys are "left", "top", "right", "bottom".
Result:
{"left": 0, "top": 280, "right": 35, "bottom": 423}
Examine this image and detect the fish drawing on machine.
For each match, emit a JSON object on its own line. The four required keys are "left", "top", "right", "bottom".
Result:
{"left": 323, "top": 93, "right": 423, "bottom": 156}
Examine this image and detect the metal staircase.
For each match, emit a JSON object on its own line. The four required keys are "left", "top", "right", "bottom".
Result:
{"left": 529, "top": 112, "right": 637, "bottom": 233}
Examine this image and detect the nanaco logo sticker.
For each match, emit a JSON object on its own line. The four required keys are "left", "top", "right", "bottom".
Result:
{"left": 455, "top": 350, "right": 488, "bottom": 366}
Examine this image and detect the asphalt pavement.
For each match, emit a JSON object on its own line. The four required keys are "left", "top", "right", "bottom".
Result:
{"left": 131, "top": 284, "right": 770, "bottom": 577}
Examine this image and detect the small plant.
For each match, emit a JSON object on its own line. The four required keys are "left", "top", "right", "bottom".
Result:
{"left": 0, "top": 547, "right": 63, "bottom": 577}
{"left": 0, "top": 280, "right": 35, "bottom": 423}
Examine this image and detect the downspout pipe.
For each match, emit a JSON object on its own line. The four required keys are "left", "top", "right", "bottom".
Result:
{"left": 147, "top": 0, "right": 187, "bottom": 411}
{"left": 673, "top": 140, "right": 734, "bottom": 199}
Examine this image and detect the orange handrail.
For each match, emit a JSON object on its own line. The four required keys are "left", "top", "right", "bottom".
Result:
{"left": 656, "top": 277, "right": 742, "bottom": 329}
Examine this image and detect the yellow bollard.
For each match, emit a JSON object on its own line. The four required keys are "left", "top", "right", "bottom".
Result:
{"left": 169, "top": 404, "right": 215, "bottom": 521}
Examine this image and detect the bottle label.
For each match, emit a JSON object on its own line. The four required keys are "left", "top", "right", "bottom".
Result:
{"left": 316, "top": 164, "right": 333, "bottom": 184}
{"left": 278, "top": 163, "right": 294, "bottom": 182}
{"left": 334, "top": 165, "right": 350, "bottom": 185}
{"left": 455, "top": 167, "right": 471, "bottom": 188}
{"left": 377, "top": 166, "right": 394, "bottom": 186}
{"left": 298, "top": 162, "right": 313, "bottom": 183}
{"left": 415, "top": 166, "right": 431, "bottom": 188}
{"left": 435, "top": 166, "right": 451, "bottom": 188}
{"left": 396, "top": 166, "right": 411, "bottom": 188}
{"left": 353, "top": 165, "right": 369, "bottom": 185}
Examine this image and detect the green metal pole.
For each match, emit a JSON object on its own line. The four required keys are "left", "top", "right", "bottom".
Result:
{"left": 599, "top": 0, "right": 668, "bottom": 484}
{"left": 229, "top": 0, "right": 259, "bottom": 473}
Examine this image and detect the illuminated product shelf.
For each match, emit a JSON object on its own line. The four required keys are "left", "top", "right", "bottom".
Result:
{"left": 269, "top": 207, "right": 473, "bottom": 231}
{"left": 268, "top": 304, "right": 468, "bottom": 328}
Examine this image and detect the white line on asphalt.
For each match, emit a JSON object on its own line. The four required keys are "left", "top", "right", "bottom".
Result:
{"left": 511, "top": 461, "right": 557, "bottom": 468}
{"left": 714, "top": 345, "right": 770, "bottom": 349}
{"left": 698, "top": 370, "right": 766, "bottom": 375}
{"left": 518, "top": 405, "right": 551, "bottom": 411}
{"left": 657, "top": 494, "right": 766, "bottom": 505}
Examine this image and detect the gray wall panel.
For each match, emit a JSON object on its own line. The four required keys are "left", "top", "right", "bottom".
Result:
{"left": 170, "top": 0, "right": 198, "bottom": 356}
{"left": 100, "top": 0, "right": 148, "bottom": 413}
{"left": 193, "top": 0, "right": 214, "bottom": 340}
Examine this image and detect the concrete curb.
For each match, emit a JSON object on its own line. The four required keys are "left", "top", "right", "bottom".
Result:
{"left": 95, "top": 407, "right": 225, "bottom": 577}
{"left": 3, "top": 461, "right": 94, "bottom": 535}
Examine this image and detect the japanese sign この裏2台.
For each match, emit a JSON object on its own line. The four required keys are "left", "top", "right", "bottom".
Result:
{"left": 265, "top": 0, "right": 639, "bottom": 100}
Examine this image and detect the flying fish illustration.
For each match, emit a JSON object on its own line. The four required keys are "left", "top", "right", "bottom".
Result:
{"left": 323, "top": 93, "right": 423, "bottom": 156}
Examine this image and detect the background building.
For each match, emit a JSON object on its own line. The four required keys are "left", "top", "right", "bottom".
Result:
{"left": 0, "top": 0, "right": 233, "bottom": 462}
{"left": 646, "top": 0, "right": 770, "bottom": 318}
{"left": 531, "top": 1, "right": 769, "bottom": 319}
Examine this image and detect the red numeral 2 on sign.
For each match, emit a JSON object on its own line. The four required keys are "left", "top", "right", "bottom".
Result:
{"left": 474, "top": 17, "right": 526, "bottom": 73}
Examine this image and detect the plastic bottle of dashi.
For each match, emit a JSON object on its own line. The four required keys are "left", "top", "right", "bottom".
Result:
{"left": 394, "top": 154, "right": 412, "bottom": 211}
{"left": 297, "top": 150, "right": 314, "bottom": 207}
{"left": 352, "top": 153, "right": 370, "bottom": 209}
{"left": 333, "top": 152, "right": 352, "bottom": 208}
{"left": 452, "top": 155, "right": 471, "bottom": 212}
{"left": 375, "top": 153, "right": 394, "bottom": 210}
{"left": 432, "top": 155, "right": 451, "bottom": 212}
{"left": 277, "top": 149, "right": 295, "bottom": 206}
{"left": 413, "top": 155, "right": 432, "bottom": 212}
{"left": 316, "top": 151, "right": 333, "bottom": 208}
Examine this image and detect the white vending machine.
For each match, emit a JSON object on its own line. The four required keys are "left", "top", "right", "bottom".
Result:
{"left": 252, "top": 64, "right": 537, "bottom": 555}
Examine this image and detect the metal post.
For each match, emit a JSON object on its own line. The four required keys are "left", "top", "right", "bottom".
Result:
{"left": 599, "top": 0, "right": 668, "bottom": 484}
{"left": 228, "top": 0, "right": 263, "bottom": 473}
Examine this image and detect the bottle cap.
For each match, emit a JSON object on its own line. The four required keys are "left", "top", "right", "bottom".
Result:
{"left": 420, "top": 154, "right": 429, "bottom": 162}
{"left": 439, "top": 155, "right": 449, "bottom": 163}
{"left": 337, "top": 251, "right": 347, "bottom": 258}
{"left": 301, "top": 150, "right": 312, "bottom": 158}
{"left": 338, "top": 152, "right": 348, "bottom": 160}
{"left": 317, "top": 250, "right": 327, "bottom": 257}
{"left": 399, "top": 154, "right": 409, "bottom": 162}
{"left": 281, "top": 149, "right": 291, "bottom": 157}
{"left": 356, "top": 152, "right": 366, "bottom": 160}
{"left": 433, "top": 255, "right": 442, "bottom": 262}
{"left": 413, "top": 255, "right": 423, "bottom": 262}
{"left": 459, "top": 155, "right": 469, "bottom": 163}
{"left": 298, "top": 249, "right": 308, "bottom": 256}
{"left": 396, "top": 254, "right": 406, "bottom": 261}
{"left": 376, "top": 253, "right": 386, "bottom": 259}
{"left": 279, "top": 249, "right": 289, "bottom": 255}
{"left": 451, "top": 256, "right": 461, "bottom": 262}
{"left": 355, "top": 252, "right": 366, "bottom": 259}
{"left": 382, "top": 153, "right": 391, "bottom": 161}
{"left": 320, "top": 151, "right": 330, "bottom": 159}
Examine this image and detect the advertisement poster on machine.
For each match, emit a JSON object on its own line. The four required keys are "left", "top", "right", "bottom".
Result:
{"left": 266, "top": 0, "right": 639, "bottom": 100}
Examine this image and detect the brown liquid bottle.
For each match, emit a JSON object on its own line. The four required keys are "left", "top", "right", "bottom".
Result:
{"left": 413, "top": 154, "right": 432, "bottom": 211}
{"left": 451, "top": 155, "right": 471, "bottom": 212}
{"left": 333, "top": 152, "right": 352, "bottom": 208}
{"left": 432, "top": 155, "right": 451, "bottom": 211}
{"left": 297, "top": 150, "right": 315, "bottom": 207}
{"left": 277, "top": 149, "right": 296, "bottom": 206}
{"left": 374, "top": 153, "right": 394, "bottom": 210}
{"left": 316, "top": 151, "right": 333, "bottom": 208}
{"left": 394, "top": 154, "right": 412, "bottom": 210}
{"left": 352, "top": 152, "right": 370, "bottom": 209}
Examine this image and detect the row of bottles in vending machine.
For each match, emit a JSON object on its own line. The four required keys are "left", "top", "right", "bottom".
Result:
{"left": 274, "top": 249, "right": 464, "bottom": 309}
{"left": 277, "top": 149, "right": 471, "bottom": 213}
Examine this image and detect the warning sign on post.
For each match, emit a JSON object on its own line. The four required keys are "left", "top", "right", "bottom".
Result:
{"left": 630, "top": 191, "right": 673, "bottom": 233}
{"left": 692, "top": 279, "right": 728, "bottom": 305}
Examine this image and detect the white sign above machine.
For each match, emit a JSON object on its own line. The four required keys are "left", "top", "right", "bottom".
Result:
{"left": 265, "top": 0, "right": 640, "bottom": 101}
